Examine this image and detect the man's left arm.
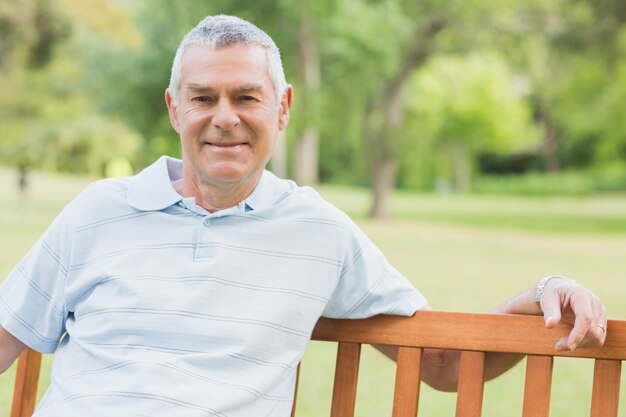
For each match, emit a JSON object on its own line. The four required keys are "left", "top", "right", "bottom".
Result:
{"left": 375, "top": 276, "right": 607, "bottom": 392}
{"left": 494, "top": 276, "right": 607, "bottom": 351}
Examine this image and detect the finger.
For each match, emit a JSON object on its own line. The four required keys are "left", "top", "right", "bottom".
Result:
{"left": 555, "top": 335, "right": 570, "bottom": 352}
{"left": 591, "top": 298, "right": 608, "bottom": 346}
{"left": 561, "top": 293, "right": 594, "bottom": 351}
{"left": 576, "top": 295, "right": 607, "bottom": 349}
{"left": 540, "top": 291, "right": 562, "bottom": 329}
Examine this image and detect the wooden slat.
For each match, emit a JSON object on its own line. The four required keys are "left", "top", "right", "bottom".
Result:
{"left": 290, "top": 363, "right": 301, "bottom": 417}
{"left": 11, "top": 349, "right": 42, "bottom": 417}
{"left": 312, "top": 311, "right": 626, "bottom": 360}
{"left": 391, "top": 347, "right": 422, "bottom": 417}
{"left": 455, "top": 351, "right": 485, "bottom": 417}
{"left": 522, "top": 355, "right": 554, "bottom": 417}
{"left": 590, "top": 359, "right": 622, "bottom": 417}
{"left": 330, "top": 342, "right": 361, "bottom": 417}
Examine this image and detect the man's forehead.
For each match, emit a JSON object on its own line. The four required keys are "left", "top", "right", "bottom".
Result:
{"left": 179, "top": 43, "right": 272, "bottom": 92}
{"left": 184, "top": 82, "right": 266, "bottom": 92}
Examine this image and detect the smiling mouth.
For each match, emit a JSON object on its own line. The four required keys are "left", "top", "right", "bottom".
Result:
{"left": 206, "top": 142, "right": 247, "bottom": 148}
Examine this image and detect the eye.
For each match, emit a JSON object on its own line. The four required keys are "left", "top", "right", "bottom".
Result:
{"left": 238, "top": 95, "right": 258, "bottom": 102}
{"left": 192, "top": 96, "right": 213, "bottom": 103}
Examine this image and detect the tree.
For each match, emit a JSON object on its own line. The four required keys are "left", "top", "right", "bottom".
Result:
{"left": 549, "top": 0, "right": 626, "bottom": 167}
{"left": 324, "top": 0, "right": 530, "bottom": 216}
{"left": 491, "top": 0, "right": 626, "bottom": 172}
{"left": 6, "top": 116, "right": 141, "bottom": 176}
{"left": 0, "top": 0, "right": 69, "bottom": 153}
{"left": 0, "top": 0, "right": 68, "bottom": 70}
{"left": 408, "top": 52, "right": 538, "bottom": 192}
{"left": 291, "top": 12, "right": 321, "bottom": 185}
{"left": 0, "top": 0, "right": 144, "bottom": 175}
{"left": 362, "top": 10, "right": 446, "bottom": 217}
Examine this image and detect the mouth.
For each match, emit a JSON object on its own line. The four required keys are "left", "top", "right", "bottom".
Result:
{"left": 205, "top": 141, "right": 248, "bottom": 148}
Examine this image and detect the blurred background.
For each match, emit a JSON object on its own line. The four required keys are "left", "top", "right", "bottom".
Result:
{"left": 2, "top": 0, "right": 626, "bottom": 210}
{"left": 0, "top": 0, "right": 625, "bottom": 416}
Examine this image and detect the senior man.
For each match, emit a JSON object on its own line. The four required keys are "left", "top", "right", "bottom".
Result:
{"left": 0, "top": 15, "right": 606, "bottom": 417}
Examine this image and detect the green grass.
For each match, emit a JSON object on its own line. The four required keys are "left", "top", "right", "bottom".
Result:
{"left": 321, "top": 184, "right": 626, "bottom": 235}
{"left": 1, "top": 168, "right": 625, "bottom": 416}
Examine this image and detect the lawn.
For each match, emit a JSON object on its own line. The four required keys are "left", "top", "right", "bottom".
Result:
{"left": 0, "top": 167, "right": 625, "bottom": 416}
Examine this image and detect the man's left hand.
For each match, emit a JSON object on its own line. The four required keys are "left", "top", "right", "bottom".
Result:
{"left": 538, "top": 276, "right": 607, "bottom": 351}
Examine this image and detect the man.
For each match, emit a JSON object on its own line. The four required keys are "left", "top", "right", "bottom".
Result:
{"left": 0, "top": 15, "right": 606, "bottom": 416}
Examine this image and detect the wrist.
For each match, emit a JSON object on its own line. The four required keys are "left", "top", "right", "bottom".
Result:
{"left": 535, "top": 275, "right": 575, "bottom": 303}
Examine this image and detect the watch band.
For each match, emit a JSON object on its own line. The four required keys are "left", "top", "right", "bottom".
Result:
{"left": 535, "top": 275, "right": 558, "bottom": 303}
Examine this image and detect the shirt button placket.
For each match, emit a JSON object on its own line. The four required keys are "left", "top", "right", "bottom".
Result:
{"left": 203, "top": 217, "right": 211, "bottom": 227}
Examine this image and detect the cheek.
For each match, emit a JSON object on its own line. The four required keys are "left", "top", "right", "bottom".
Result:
{"left": 181, "top": 109, "right": 210, "bottom": 130}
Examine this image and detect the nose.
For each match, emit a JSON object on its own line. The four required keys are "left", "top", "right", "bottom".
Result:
{"left": 212, "top": 98, "right": 240, "bottom": 131}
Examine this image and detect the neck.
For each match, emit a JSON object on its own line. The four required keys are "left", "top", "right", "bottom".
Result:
{"left": 178, "top": 171, "right": 262, "bottom": 213}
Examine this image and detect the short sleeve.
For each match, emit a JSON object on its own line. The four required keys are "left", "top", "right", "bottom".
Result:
{"left": 0, "top": 207, "right": 73, "bottom": 353}
{"left": 322, "top": 220, "right": 427, "bottom": 319}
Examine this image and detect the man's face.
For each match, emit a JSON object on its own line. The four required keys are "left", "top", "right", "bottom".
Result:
{"left": 166, "top": 43, "right": 291, "bottom": 194}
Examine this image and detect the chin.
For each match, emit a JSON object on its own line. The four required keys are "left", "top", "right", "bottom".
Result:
{"left": 205, "top": 166, "right": 251, "bottom": 183}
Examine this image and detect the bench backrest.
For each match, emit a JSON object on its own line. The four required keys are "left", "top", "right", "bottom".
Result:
{"left": 11, "top": 311, "right": 626, "bottom": 417}
{"left": 294, "top": 311, "right": 626, "bottom": 417}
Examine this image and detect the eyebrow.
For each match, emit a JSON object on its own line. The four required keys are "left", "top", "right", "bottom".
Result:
{"left": 186, "top": 83, "right": 215, "bottom": 93}
{"left": 185, "top": 83, "right": 265, "bottom": 94}
{"left": 233, "top": 83, "right": 265, "bottom": 94}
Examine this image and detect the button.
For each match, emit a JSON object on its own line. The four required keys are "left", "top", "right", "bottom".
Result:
{"left": 203, "top": 217, "right": 211, "bottom": 227}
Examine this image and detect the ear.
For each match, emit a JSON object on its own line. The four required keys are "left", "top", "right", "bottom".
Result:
{"left": 278, "top": 85, "right": 293, "bottom": 131}
{"left": 165, "top": 88, "right": 180, "bottom": 134}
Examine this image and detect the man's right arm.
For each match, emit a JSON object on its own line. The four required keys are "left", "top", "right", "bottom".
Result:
{"left": 0, "top": 325, "right": 27, "bottom": 373}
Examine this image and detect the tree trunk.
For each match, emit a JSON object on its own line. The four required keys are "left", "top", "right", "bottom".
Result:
{"left": 294, "top": 127, "right": 318, "bottom": 183}
{"left": 270, "top": 130, "right": 288, "bottom": 178}
{"left": 541, "top": 114, "right": 560, "bottom": 172}
{"left": 293, "top": 16, "right": 320, "bottom": 185}
{"left": 452, "top": 145, "right": 471, "bottom": 193}
{"left": 365, "top": 17, "right": 446, "bottom": 218}
{"left": 369, "top": 158, "right": 397, "bottom": 219}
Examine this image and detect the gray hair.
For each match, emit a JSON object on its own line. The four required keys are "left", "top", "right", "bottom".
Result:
{"left": 168, "top": 15, "right": 288, "bottom": 105}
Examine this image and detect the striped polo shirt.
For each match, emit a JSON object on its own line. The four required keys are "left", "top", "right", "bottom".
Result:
{"left": 0, "top": 156, "right": 427, "bottom": 417}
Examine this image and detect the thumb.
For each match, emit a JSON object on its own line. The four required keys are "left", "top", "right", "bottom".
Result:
{"left": 541, "top": 296, "right": 562, "bottom": 328}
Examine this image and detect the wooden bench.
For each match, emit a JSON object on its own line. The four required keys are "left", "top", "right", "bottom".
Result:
{"left": 11, "top": 311, "right": 626, "bottom": 417}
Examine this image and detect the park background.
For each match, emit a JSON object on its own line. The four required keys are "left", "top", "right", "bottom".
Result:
{"left": 0, "top": 0, "right": 625, "bottom": 416}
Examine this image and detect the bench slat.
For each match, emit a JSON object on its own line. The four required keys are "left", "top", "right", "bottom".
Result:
{"left": 391, "top": 347, "right": 422, "bottom": 417}
{"left": 455, "top": 351, "right": 485, "bottom": 417}
{"left": 312, "top": 312, "right": 626, "bottom": 360}
{"left": 330, "top": 342, "right": 361, "bottom": 417}
{"left": 590, "top": 359, "right": 622, "bottom": 417}
{"left": 11, "top": 349, "right": 42, "bottom": 417}
{"left": 522, "top": 355, "right": 553, "bottom": 417}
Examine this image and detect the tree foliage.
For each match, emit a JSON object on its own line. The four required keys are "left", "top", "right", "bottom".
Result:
{"left": 0, "top": 0, "right": 69, "bottom": 69}
{"left": 0, "top": 0, "right": 143, "bottom": 174}
{"left": 1, "top": 0, "right": 625, "bottom": 207}
{"left": 407, "top": 52, "right": 538, "bottom": 191}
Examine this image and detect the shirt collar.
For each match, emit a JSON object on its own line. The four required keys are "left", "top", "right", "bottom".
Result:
{"left": 244, "top": 169, "right": 291, "bottom": 211}
{"left": 127, "top": 156, "right": 292, "bottom": 212}
{"left": 127, "top": 156, "right": 183, "bottom": 211}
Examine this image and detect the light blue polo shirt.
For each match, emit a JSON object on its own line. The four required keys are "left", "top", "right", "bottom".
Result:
{"left": 0, "top": 156, "right": 427, "bottom": 417}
